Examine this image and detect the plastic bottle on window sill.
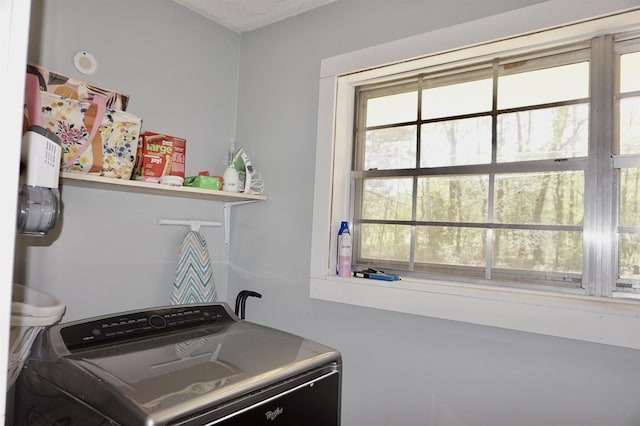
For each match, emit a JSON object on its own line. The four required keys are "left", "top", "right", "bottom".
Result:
{"left": 336, "top": 221, "right": 348, "bottom": 274}
{"left": 337, "top": 221, "right": 352, "bottom": 278}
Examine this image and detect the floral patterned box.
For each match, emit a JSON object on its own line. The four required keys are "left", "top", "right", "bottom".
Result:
{"left": 39, "top": 91, "right": 142, "bottom": 179}
{"left": 24, "top": 65, "right": 141, "bottom": 180}
{"left": 27, "top": 64, "right": 130, "bottom": 111}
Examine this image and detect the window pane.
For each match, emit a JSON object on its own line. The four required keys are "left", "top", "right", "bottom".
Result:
{"left": 360, "top": 223, "right": 410, "bottom": 261}
{"left": 417, "top": 176, "right": 488, "bottom": 222}
{"left": 416, "top": 226, "right": 486, "bottom": 266}
{"left": 497, "top": 104, "right": 589, "bottom": 162}
{"left": 495, "top": 171, "right": 584, "bottom": 226}
{"left": 619, "top": 233, "right": 640, "bottom": 280}
{"left": 353, "top": 46, "right": 599, "bottom": 290}
{"left": 362, "top": 178, "right": 413, "bottom": 220}
{"left": 493, "top": 230, "right": 582, "bottom": 274}
{"left": 619, "top": 168, "right": 640, "bottom": 227}
{"left": 421, "top": 78, "right": 492, "bottom": 119}
{"left": 364, "top": 126, "right": 416, "bottom": 170}
{"left": 620, "top": 51, "right": 640, "bottom": 93}
{"left": 498, "top": 62, "right": 589, "bottom": 109}
{"left": 420, "top": 117, "right": 492, "bottom": 167}
{"left": 366, "top": 92, "right": 417, "bottom": 127}
{"left": 619, "top": 97, "right": 640, "bottom": 155}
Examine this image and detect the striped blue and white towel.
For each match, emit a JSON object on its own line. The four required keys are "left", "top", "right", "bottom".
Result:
{"left": 172, "top": 231, "right": 217, "bottom": 358}
{"left": 171, "top": 231, "right": 217, "bottom": 305}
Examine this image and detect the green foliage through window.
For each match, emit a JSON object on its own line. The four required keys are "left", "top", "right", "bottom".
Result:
{"left": 352, "top": 34, "right": 640, "bottom": 297}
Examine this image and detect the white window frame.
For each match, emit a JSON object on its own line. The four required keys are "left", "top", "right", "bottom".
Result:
{"left": 310, "top": 1, "right": 640, "bottom": 350}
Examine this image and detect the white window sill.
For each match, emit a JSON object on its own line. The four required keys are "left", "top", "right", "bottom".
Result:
{"left": 310, "top": 275, "right": 640, "bottom": 350}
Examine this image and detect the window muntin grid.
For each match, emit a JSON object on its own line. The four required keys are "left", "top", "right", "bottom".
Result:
{"left": 353, "top": 43, "right": 598, "bottom": 291}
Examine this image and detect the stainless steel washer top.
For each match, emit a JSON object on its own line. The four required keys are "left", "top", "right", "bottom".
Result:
{"left": 18, "top": 303, "right": 341, "bottom": 425}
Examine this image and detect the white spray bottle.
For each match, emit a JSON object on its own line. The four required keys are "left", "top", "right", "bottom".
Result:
{"left": 337, "top": 221, "right": 352, "bottom": 277}
{"left": 222, "top": 140, "right": 239, "bottom": 192}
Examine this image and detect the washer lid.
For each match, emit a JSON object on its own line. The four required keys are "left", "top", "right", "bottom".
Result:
{"left": 27, "top": 304, "right": 340, "bottom": 425}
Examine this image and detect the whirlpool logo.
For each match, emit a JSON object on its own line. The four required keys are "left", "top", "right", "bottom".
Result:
{"left": 265, "top": 406, "right": 284, "bottom": 421}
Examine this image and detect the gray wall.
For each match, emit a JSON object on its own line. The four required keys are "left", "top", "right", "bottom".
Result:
{"left": 234, "top": 1, "right": 640, "bottom": 425}
{"left": 19, "top": 0, "right": 241, "bottom": 320}
{"left": 21, "top": 1, "right": 640, "bottom": 425}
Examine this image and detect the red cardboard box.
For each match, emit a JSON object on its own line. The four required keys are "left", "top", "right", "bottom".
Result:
{"left": 133, "top": 132, "right": 186, "bottom": 182}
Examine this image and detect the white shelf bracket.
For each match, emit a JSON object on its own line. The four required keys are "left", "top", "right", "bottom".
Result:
{"left": 223, "top": 201, "right": 257, "bottom": 245}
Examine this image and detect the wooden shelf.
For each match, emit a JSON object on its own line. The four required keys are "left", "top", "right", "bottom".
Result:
{"left": 61, "top": 172, "right": 267, "bottom": 203}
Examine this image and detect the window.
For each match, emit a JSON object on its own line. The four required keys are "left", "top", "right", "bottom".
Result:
{"left": 353, "top": 46, "right": 594, "bottom": 293}
{"left": 352, "top": 33, "right": 640, "bottom": 299}
{"left": 616, "top": 41, "right": 640, "bottom": 296}
{"left": 310, "top": 3, "right": 640, "bottom": 350}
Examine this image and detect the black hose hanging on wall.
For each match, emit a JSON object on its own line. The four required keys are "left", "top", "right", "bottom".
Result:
{"left": 234, "top": 290, "right": 262, "bottom": 319}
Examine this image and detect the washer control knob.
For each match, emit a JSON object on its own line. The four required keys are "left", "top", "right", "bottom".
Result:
{"left": 148, "top": 315, "right": 166, "bottom": 329}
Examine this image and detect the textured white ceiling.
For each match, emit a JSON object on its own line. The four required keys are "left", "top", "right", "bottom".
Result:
{"left": 173, "top": 0, "right": 339, "bottom": 33}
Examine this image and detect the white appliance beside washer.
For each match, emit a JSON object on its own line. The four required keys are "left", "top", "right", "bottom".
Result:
{"left": 12, "top": 303, "right": 341, "bottom": 425}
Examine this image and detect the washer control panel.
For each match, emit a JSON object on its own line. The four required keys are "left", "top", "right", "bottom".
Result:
{"left": 59, "top": 304, "right": 232, "bottom": 352}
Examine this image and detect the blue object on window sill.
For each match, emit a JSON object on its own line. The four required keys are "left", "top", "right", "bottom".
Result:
{"left": 354, "top": 268, "right": 400, "bottom": 281}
